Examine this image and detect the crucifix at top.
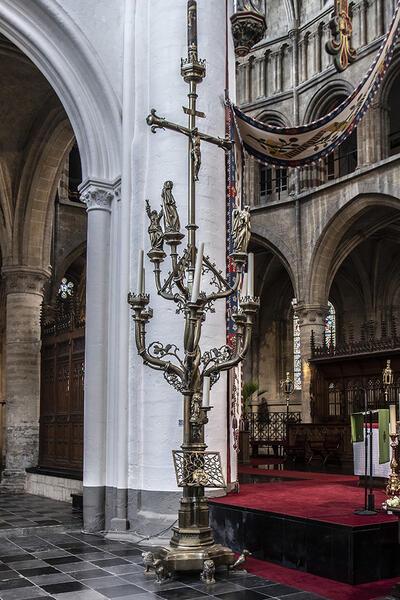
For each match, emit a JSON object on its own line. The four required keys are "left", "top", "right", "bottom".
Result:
{"left": 146, "top": 0, "right": 232, "bottom": 276}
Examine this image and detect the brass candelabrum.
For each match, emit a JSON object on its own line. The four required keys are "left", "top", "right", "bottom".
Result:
{"left": 128, "top": 0, "right": 258, "bottom": 583}
{"left": 383, "top": 360, "right": 400, "bottom": 498}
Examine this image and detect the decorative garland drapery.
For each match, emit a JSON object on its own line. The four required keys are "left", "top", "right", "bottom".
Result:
{"left": 232, "top": 0, "right": 400, "bottom": 167}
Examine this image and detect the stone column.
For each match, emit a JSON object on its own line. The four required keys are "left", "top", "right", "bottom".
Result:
{"left": 263, "top": 50, "right": 270, "bottom": 98}
{"left": 80, "top": 178, "right": 120, "bottom": 532}
{"left": 295, "top": 303, "right": 328, "bottom": 423}
{"left": 357, "top": 101, "right": 388, "bottom": 166}
{"left": 0, "top": 267, "right": 50, "bottom": 491}
{"left": 126, "top": 0, "right": 234, "bottom": 536}
{"left": 360, "top": 0, "right": 368, "bottom": 47}
{"left": 301, "top": 34, "right": 309, "bottom": 83}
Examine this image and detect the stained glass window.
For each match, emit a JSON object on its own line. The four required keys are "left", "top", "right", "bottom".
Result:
{"left": 325, "top": 301, "right": 336, "bottom": 346}
{"left": 292, "top": 299, "right": 336, "bottom": 390}
{"left": 292, "top": 299, "right": 301, "bottom": 390}
{"left": 58, "top": 278, "right": 74, "bottom": 299}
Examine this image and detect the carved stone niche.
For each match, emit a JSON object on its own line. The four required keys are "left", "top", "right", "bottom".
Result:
{"left": 231, "top": 1, "right": 267, "bottom": 57}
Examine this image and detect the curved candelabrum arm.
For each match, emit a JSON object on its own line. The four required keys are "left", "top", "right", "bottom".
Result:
{"left": 203, "top": 320, "right": 252, "bottom": 378}
{"left": 206, "top": 268, "right": 242, "bottom": 302}
{"left": 154, "top": 267, "right": 182, "bottom": 302}
{"left": 134, "top": 318, "right": 184, "bottom": 380}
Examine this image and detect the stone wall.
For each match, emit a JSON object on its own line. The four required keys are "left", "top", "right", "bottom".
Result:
{"left": 239, "top": 1, "right": 400, "bottom": 419}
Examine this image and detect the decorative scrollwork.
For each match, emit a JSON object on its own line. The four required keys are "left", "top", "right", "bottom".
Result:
{"left": 148, "top": 342, "right": 184, "bottom": 369}
{"left": 172, "top": 450, "right": 225, "bottom": 488}
{"left": 164, "top": 371, "right": 186, "bottom": 393}
{"left": 203, "top": 256, "right": 230, "bottom": 295}
{"left": 201, "top": 345, "right": 234, "bottom": 372}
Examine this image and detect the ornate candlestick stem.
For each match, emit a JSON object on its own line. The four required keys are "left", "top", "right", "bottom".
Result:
{"left": 387, "top": 433, "right": 400, "bottom": 498}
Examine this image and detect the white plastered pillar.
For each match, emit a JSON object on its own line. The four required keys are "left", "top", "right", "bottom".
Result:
{"left": 80, "top": 178, "right": 120, "bottom": 532}
{"left": 123, "top": 0, "right": 235, "bottom": 532}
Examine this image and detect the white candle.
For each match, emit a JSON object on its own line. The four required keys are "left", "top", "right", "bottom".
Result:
{"left": 247, "top": 252, "right": 254, "bottom": 297}
{"left": 142, "top": 266, "right": 146, "bottom": 294}
{"left": 390, "top": 404, "right": 397, "bottom": 436}
{"left": 137, "top": 249, "right": 144, "bottom": 294}
{"left": 203, "top": 376, "right": 211, "bottom": 408}
{"left": 191, "top": 242, "right": 204, "bottom": 303}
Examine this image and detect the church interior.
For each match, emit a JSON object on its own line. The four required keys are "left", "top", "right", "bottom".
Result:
{"left": 0, "top": 0, "right": 399, "bottom": 599}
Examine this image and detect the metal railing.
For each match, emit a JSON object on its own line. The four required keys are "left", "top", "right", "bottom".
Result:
{"left": 250, "top": 410, "right": 302, "bottom": 443}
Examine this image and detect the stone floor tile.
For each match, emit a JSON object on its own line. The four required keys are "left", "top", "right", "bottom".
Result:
{"left": 212, "top": 591, "right": 272, "bottom": 600}
{"left": 40, "top": 581, "right": 89, "bottom": 595}
{"left": 154, "top": 589, "right": 210, "bottom": 600}
{"left": 51, "top": 590, "right": 105, "bottom": 600}
{"left": 188, "top": 583, "right": 247, "bottom": 595}
{"left": 54, "top": 562, "right": 98, "bottom": 574}
{"left": 8, "top": 562, "right": 49, "bottom": 572}
{"left": 32, "top": 552, "right": 70, "bottom": 561}
{"left": 102, "top": 565, "right": 144, "bottom": 576}
{"left": 44, "top": 557, "right": 83, "bottom": 567}
{"left": 0, "top": 556, "right": 35, "bottom": 565}
{"left": 119, "top": 574, "right": 185, "bottom": 593}
{"left": 0, "top": 586, "right": 53, "bottom": 600}
{"left": 27, "top": 574, "right": 73, "bottom": 586}
{"left": 71, "top": 568, "right": 110, "bottom": 581}
{"left": 84, "top": 576, "right": 130, "bottom": 590}
{"left": 95, "top": 583, "right": 157, "bottom": 598}
{"left": 252, "top": 585, "right": 299, "bottom": 597}
{"left": 92, "top": 559, "right": 130, "bottom": 569}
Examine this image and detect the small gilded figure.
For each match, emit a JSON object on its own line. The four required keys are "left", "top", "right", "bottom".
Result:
{"left": 145, "top": 200, "right": 164, "bottom": 250}
{"left": 161, "top": 181, "right": 181, "bottom": 233}
{"left": 191, "top": 128, "right": 201, "bottom": 181}
{"left": 232, "top": 205, "right": 251, "bottom": 253}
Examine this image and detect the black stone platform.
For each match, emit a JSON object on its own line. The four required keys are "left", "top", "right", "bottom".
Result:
{"left": 209, "top": 502, "right": 400, "bottom": 585}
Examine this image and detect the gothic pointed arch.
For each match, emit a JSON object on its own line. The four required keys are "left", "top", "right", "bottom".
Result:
{"left": 308, "top": 193, "right": 400, "bottom": 306}
{"left": 0, "top": 0, "right": 121, "bottom": 182}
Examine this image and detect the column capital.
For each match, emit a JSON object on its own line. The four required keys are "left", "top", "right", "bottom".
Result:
{"left": 79, "top": 177, "right": 121, "bottom": 212}
{"left": 1, "top": 266, "right": 51, "bottom": 296}
{"left": 294, "top": 302, "right": 329, "bottom": 325}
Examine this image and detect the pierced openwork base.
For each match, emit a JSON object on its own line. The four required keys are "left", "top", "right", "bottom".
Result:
{"left": 142, "top": 542, "right": 237, "bottom": 583}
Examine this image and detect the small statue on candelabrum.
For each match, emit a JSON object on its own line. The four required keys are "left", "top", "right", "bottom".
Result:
{"left": 161, "top": 180, "right": 181, "bottom": 234}
{"left": 145, "top": 200, "right": 164, "bottom": 251}
{"left": 232, "top": 206, "right": 251, "bottom": 254}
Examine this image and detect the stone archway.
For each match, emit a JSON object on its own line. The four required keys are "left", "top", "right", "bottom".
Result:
{"left": 308, "top": 193, "right": 400, "bottom": 307}
{"left": 0, "top": 0, "right": 121, "bottom": 183}
{"left": 0, "top": 4, "right": 122, "bottom": 499}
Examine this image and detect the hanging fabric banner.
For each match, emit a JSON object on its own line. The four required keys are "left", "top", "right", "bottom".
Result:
{"left": 231, "top": 0, "right": 400, "bottom": 167}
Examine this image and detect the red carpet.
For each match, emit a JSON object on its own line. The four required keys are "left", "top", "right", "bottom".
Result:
{"left": 213, "top": 472, "right": 395, "bottom": 526}
{"left": 245, "top": 555, "right": 399, "bottom": 600}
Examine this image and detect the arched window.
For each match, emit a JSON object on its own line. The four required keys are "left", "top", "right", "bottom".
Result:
{"left": 292, "top": 299, "right": 336, "bottom": 390}
{"left": 68, "top": 144, "right": 82, "bottom": 202}
{"left": 325, "top": 300, "right": 336, "bottom": 346}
